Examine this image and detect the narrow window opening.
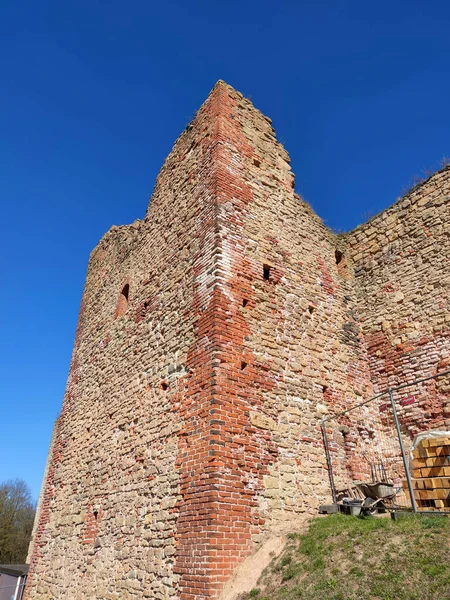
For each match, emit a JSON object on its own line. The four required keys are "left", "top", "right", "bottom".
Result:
{"left": 335, "top": 250, "right": 343, "bottom": 265}
{"left": 253, "top": 159, "right": 261, "bottom": 168}
{"left": 241, "top": 361, "right": 248, "bottom": 371}
{"left": 161, "top": 382, "right": 169, "bottom": 391}
{"left": 242, "top": 298, "right": 249, "bottom": 308}
{"left": 115, "top": 283, "right": 130, "bottom": 318}
{"left": 263, "top": 264, "right": 271, "bottom": 281}
{"left": 308, "top": 305, "right": 315, "bottom": 314}
{"left": 322, "top": 385, "right": 328, "bottom": 394}
{"left": 93, "top": 509, "right": 99, "bottom": 521}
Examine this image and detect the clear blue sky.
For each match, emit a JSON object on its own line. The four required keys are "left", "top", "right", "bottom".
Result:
{"left": 1, "top": 0, "right": 449, "bottom": 501}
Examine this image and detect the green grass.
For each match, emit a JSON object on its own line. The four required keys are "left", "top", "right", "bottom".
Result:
{"left": 238, "top": 514, "right": 450, "bottom": 600}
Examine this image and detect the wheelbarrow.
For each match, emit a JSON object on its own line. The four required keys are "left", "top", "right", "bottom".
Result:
{"left": 356, "top": 481, "right": 400, "bottom": 513}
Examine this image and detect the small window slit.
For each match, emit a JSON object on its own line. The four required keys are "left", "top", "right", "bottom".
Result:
{"left": 115, "top": 283, "right": 130, "bottom": 318}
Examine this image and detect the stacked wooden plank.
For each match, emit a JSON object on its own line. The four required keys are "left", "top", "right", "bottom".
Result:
{"left": 402, "top": 436, "right": 450, "bottom": 511}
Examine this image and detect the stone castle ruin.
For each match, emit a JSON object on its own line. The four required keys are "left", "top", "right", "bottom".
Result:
{"left": 25, "top": 81, "right": 450, "bottom": 599}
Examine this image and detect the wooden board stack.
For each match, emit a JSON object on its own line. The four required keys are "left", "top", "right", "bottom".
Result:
{"left": 402, "top": 436, "right": 450, "bottom": 511}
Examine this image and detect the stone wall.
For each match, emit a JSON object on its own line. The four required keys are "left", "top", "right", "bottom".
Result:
{"left": 26, "top": 418, "right": 59, "bottom": 565}
{"left": 323, "top": 169, "right": 450, "bottom": 495}
{"left": 25, "top": 82, "right": 450, "bottom": 600}
{"left": 205, "top": 84, "right": 374, "bottom": 547}
{"left": 346, "top": 166, "right": 450, "bottom": 435}
{"left": 25, "top": 83, "right": 227, "bottom": 600}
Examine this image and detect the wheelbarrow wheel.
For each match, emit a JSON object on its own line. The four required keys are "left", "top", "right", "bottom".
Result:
{"left": 362, "top": 496, "right": 379, "bottom": 514}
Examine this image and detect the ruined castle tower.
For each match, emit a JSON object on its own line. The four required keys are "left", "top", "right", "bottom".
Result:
{"left": 25, "top": 81, "right": 450, "bottom": 600}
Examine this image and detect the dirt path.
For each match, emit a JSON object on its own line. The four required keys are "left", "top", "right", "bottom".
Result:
{"left": 219, "top": 517, "right": 313, "bottom": 600}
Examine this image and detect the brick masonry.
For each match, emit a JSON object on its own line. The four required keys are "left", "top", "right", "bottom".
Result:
{"left": 25, "top": 81, "right": 450, "bottom": 599}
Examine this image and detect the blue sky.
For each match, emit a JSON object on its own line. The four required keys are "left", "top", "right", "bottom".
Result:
{"left": 1, "top": 0, "right": 449, "bottom": 501}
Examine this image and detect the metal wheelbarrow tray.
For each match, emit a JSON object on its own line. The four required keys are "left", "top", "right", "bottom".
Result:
{"left": 356, "top": 481, "right": 396, "bottom": 501}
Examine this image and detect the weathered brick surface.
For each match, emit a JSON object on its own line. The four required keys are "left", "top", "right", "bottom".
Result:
{"left": 25, "top": 82, "right": 450, "bottom": 600}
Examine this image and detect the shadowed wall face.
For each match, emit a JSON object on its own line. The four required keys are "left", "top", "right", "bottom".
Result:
{"left": 24, "top": 84, "right": 224, "bottom": 600}
{"left": 24, "top": 82, "right": 450, "bottom": 600}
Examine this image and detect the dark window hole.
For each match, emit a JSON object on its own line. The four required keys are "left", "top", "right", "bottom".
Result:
{"left": 308, "top": 306, "right": 315, "bottom": 314}
{"left": 253, "top": 159, "right": 261, "bottom": 168}
{"left": 242, "top": 298, "right": 249, "bottom": 307}
{"left": 241, "top": 361, "right": 248, "bottom": 371}
{"left": 263, "top": 264, "right": 271, "bottom": 281}
{"left": 93, "top": 509, "right": 99, "bottom": 520}
{"left": 335, "top": 250, "right": 343, "bottom": 265}
{"left": 115, "top": 283, "right": 130, "bottom": 317}
{"left": 161, "top": 382, "right": 169, "bottom": 391}
{"left": 139, "top": 300, "right": 150, "bottom": 319}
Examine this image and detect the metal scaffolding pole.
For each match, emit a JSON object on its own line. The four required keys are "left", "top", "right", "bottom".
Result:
{"left": 388, "top": 388, "right": 417, "bottom": 513}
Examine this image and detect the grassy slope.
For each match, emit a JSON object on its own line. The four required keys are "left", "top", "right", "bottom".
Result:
{"left": 239, "top": 514, "right": 450, "bottom": 600}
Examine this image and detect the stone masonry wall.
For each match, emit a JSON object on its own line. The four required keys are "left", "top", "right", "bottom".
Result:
{"left": 25, "top": 83, "right": 230, "bottom": 600}
{"left": 346, "top": 167, "right": 450, "bottom": 437}
{"left": 26, "top": 81, "right": 450, "bottom": 600}
{"left": 205, "top": 84, "right": 374, "bottom": 548}
{"left": 323, "top": 169, "right": 450, "bottom": 495}
{"left": 173, "top": 83, "right": 375, "bottom": 599}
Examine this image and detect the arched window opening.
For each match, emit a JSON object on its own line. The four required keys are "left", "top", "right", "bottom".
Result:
{"left": 115, "top": 284, "right": 130, "bottom": 318}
